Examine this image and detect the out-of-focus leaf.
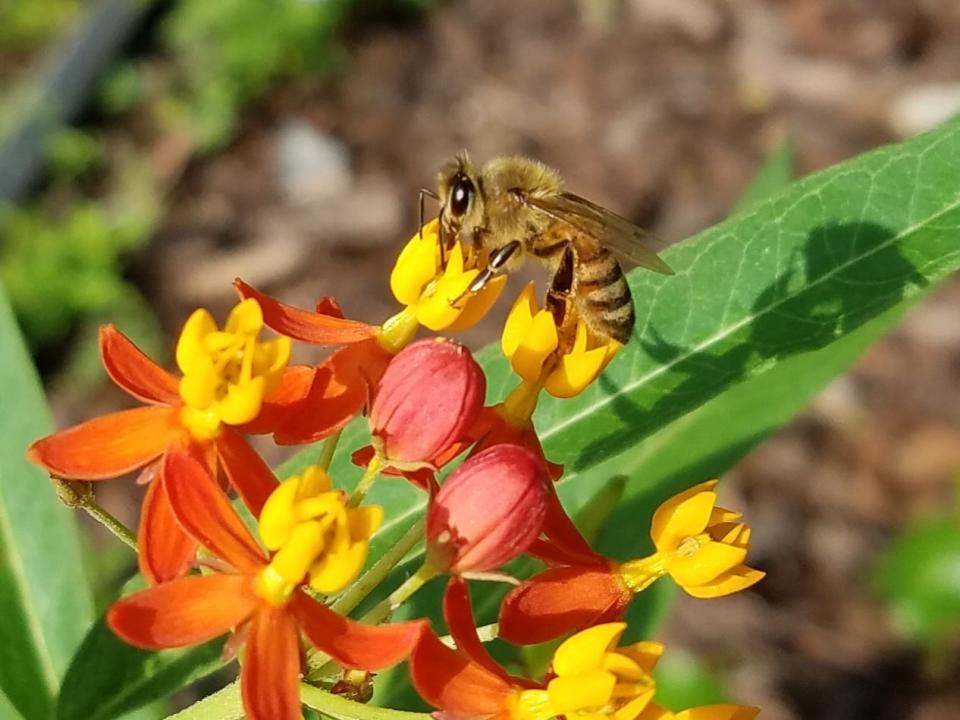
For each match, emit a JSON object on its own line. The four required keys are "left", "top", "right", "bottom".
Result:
{"left": 653, "top": 651, "right": 729, "bottom": 711}
{"left": 873, "top": 517, "right": 960, "bottom": 642}
{"left": 736, "top": 139, "right": 793, "bottom": 211}
{"left": 56, "top": 576, "right": 224, "bottom": 720}
{"left": 0, "top": 282, "right": 94, "bottom": 718}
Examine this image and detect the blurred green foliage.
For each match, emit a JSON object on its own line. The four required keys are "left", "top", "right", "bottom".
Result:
{"left": 873, "top": 514, "right": 960, "bottom": 644}
{"left": 0, "top": 0, "right": 361, "bottom": 359}
{"left": 0, "top": 0, "right": 80, "bottom": 50}
{"left": 157, "top": 0, "right": 350, "bottom": 151}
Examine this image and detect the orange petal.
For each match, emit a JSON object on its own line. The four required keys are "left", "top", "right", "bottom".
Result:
{"left": 163, "top": 449, "right": 266, "bottom": 572}
{"left": 108, "top": 574, "right": 257, "bottom": 649}
{"left": 273, "top": 348, "right": 371, "bottom": 445}
{"left": 28, "top": 406, "right": 181, "bottom": 480}
{"left": 242, "top": 607, "right": 302, "bottom": 720}
{"left": 216, "top": 428, "right": 279, "bottom": 518}
{"left": 409, "top": 630, "right": 513, "bottom": 715}
{"left": 291, "top": 592, "right": 427, "bottom": 671}
{"left": 138, "top": 469, "right": 197, "bottom": 584}
{"left": 235, "top": 279, "right": 375, "bottom": 345}
{"left": 540, "top": 489, "right": 601, "bottom": 565}
{"left": 100, "top": 326, "right": 180, "bottom": 405}
{"left": 498, "top": 565, "right": 631, "bottom": 645}
{"left": 239, "top": 365, "right": 317, "bottom": 436}
{"left": 443, "top": 577, "right": 513, "bottom": 682}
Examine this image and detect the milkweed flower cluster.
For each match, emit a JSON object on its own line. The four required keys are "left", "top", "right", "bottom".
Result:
{"left": 28, "top": 220, "right": 764, "bottom": 720}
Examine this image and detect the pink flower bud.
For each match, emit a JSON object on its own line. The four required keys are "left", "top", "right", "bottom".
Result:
{"left": 369, "top": 339, "right": 485, "bottom": 467}
{"left": 426, "top": 445, "right": 550, "bottom": 573}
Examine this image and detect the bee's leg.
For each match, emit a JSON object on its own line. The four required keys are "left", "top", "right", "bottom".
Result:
{"left": 449, "top": 240, "right": 521, "bottom": 307}
{"left": 468, "top": 241, "right": 520, "bottom": 293}
{"left": 546, "top": 246, "right": 575, "bottom": 327}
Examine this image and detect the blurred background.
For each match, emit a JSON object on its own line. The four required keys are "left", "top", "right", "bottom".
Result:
{"left": 3, "top": 1, "right": 960, "bottom": 718}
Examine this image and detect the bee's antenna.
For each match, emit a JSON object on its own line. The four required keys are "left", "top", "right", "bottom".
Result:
{"left": 418, "top": 187, "right": 439, "bottom": 241}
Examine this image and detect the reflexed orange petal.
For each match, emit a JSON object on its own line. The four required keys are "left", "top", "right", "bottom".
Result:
{"left": 100, "top": 326, "right": 180, "bottom": 405}
{"left": 241, "top": 607, "right": 302, "bottom": 720}
{"left": 540, "top": 490, "right": 601, "bottom": 565}
{"left": 28, "top": 406, "right": 181, "bottom": 480}
{"left": 239, "top": 365, "right": 317, "bottom": 436}
{"left": 469, "top": 407, "right": 563, "bottom": 481}
{"left": 291, "top": 592, "right": 426, "bottom": 670}
{"left": 216, "top": 428, "right": 279, "bottom": 518}
{"left": 108, "top": 574, "right": 257, "bottom": 649}
{"left": 138, "top": 470, "right": 197, "bottom": 584}
{"left": 443, "top": 577, "right": 512, "bottom": 682}
{"left": 499, "top": 565, "right": 631, "bottom": 645}
{"left": 163, "top": 449, "right": 266, "bottom": 571}
{"left": 410, "top": 630, "right": 513, "bottom": 715}
{"left": 272, "top": 352, "right": 370, "bottom": 445}
{"left": 235, "top": 279, "right": 375, "bottom": 345}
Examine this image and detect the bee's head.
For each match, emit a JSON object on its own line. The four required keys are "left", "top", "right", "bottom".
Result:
{"left": 437, "top": 153, "right": 483, "bottom": 238}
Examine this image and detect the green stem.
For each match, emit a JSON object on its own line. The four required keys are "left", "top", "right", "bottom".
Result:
{"left": 348, "top": 457, "right": 383, "bottom": 507}
{"left": 319, "top": 428, "right": 343, "bottom": 472}
{"left": 166, "top": 681, "right": 243, "bottom": 720}
{"left": 360, "top": 561, "right": 439, "bottom": 626}
{"left": 300, "top": 684, "right": 431, "bottom": 720}
{"left": 79, "top": 495, "right": 138, "bottom": 551}
{"left": 331, "top": 517, "right": 425, "bottom": 616}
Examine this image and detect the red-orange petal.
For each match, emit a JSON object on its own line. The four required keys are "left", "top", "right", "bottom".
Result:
{"left": 138, "top": 469, "right": 198, "bottom": 584}
{"left": 539, "top": 490, "right": 603, "bottom": 566}
{"left": 272, "top": 350, "right": 370, "bottom": 445}
{"left": 235, "top": 279, "right": 376, "bottom": 345}
{"left": 100, "top": 325, "right": 180, "bottom": 405}
{"left": 108, "top": 573, "right": 257, "bottom": 649}
{"left": 163, "top": 448, "right": 266, "bottom": 572}
{"left": 443, "top": 577, "right": 513, "bottom": 683}
{"left": 291, "top": 592, "right": 427, "bottom": 671}
{"left": 498, "top": 565, "right": 631, "bottom": 645}
{"left": 27, "top": 406, "right": 181, "bottom": 480}
{"left": 242, "top": 607, "right": 302, "bottom": 720}
{"left": 216, "top": 428, "right": 279, "bottom": 518}
{"left": 239, "top": 365, "right": 317, "bottom": 436}
{"left": 409, "top": 629, "right": 513, "bottom": 716}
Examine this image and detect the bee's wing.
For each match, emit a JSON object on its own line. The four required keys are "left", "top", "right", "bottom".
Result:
{"left": 526, "top": 192, "right": 674, "bottom": 275}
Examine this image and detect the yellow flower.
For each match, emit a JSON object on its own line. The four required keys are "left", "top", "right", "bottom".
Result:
{"left": 502, "top": 281, "right": 620, "bottom": 399}
{"left": 513, "top": 623, "right": 760, "bottom": 720}
{"left": 255, "top": 465, "right": 383, "bottom": 604}
{"left": 381, "top": 220, "right": 507, "bottom": 350}
{"left": 176, "top": 298, "right": 290, "bottom": 439}
{"left": 618, "top": 481, "right": 764, "bottom": 598}
{"left": 515, "top": 623, "right": 662, "bottom": 720}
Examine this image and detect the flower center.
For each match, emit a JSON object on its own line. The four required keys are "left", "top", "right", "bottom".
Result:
{"left": 253, "top": 465, "right": 382, "bottom": 606}
{"left": 176, "top": 299, "right": 290, "bottom": 439}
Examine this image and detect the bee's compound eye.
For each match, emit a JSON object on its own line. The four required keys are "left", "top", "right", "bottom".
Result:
{"left": 449, "top": 174, "right": 473, "bottom": 217}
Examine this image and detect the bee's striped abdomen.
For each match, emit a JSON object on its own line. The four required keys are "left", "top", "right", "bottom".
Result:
{"left": 573, "top": 241, "right": 634, "bottom": 344}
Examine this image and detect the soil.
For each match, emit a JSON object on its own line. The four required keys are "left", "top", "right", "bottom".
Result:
{"left": 47, "top": 1, "right": 960, "bottom": 718}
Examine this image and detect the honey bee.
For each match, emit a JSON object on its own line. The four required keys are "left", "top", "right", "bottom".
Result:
{"left": 430, "top": 153, "right": 672, "bottom": 345}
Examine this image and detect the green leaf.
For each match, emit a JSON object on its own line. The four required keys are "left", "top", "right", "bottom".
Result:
{"left": 653, "top": 651, "right": 729, "bottom": 710}
{"left": 872, "top": 517, "right": 960, "bottom": 642}
{"left": 0, "top": 282, "right": 94, "bottom": 718}
{"left": 56, "top": 610, "right": 223, "bottom": 720}
{"left": 736, "top": 139, "right": 794, "bottom": 211}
